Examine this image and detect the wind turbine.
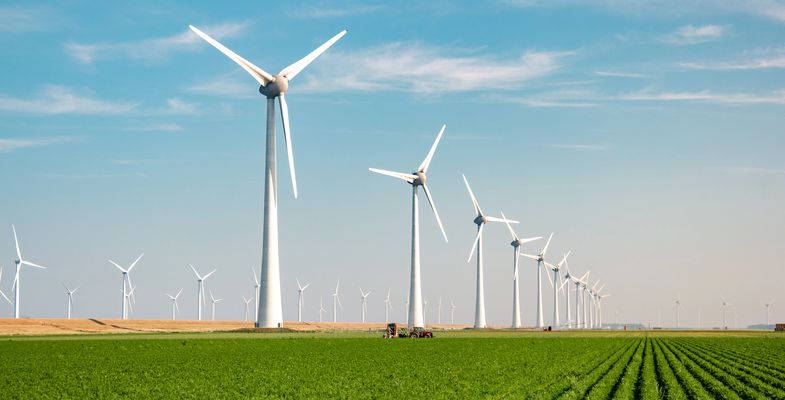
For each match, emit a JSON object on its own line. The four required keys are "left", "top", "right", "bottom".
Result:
{"left": 384, "top": 289, "right": 393, "bottom": 323}
{"left": 559, "top": 260, "right": 578, "bottom": 329}
{"left": 296, "top": 278, "right": 310, "bottom": 323}
{"left": 166, "top": 289, "right": 183, "bottom": 321}
{"left": 545, "top": 251, "right": 571, "bottom": 328}
{"left": 0, "top": 267, "right": 12, "bottom": 307}
{"left": 450, "top": 300, "right": 456, "bottom": 324}
{"left": 573, "top": 271, "right": 589, "bottom": 329}
{"left": 332, "top": 280, "right": 342, "bottom": 323}
{"left": 62, "top": 283, "right": 79, "bottom": 319}
{"left": 437, "top": 297, "right": 443, "bottom": 325}
{"left": 424, "top": 299, "right": 429, "bottom": 325}
{"left": 108, "top": 253, "right": 143, "bottom": 320}
{"left": 189, "top": 25, "right": 347, "bottom": 328}
{"left": 319, "top": 297, "right": 327, "bottom": 323}
{"left": 588, "top": 280, "right": 600, "bottom": 329}
{"left": 209, "top": 290, "right": 223, "bottom": 321}
{"left": 500, "top": 212, "right": 541, "bottom": 328}
{"left": 463, "top": 175, "right": 519, "bottom": 328}
{"left": 597, "top": 293, "right": 611, "bottom": 328}
{"left": 674, "top": 297, "right": 683, "bottom": 329}
{"left": 369, "top": 124, "right": 448, "bottom": 330}
{"left": 125, "top": 286, "right": 137, "bottom": 317}
{"left": 189, "top": 264, "right": 216, "bottom": 321}
{"left": 764, "top": 301, "right": 775, "bottom": 326}
{"left": 721, "top": 297, "right": 732, "bottom": 330}
{"left": 10, "top": 225, "right": 47, "bottom": 319}
{"left": 521, "top": 232, "right": 554, "bottom": 328}
{"left": 243, "top": 296, "right": 252, "bottom": 321}
{"left": 251, "top": 267, "right": 260, "bottom": 322}
{"left": 360, "top": 288, "right": 371, "bottom": 323}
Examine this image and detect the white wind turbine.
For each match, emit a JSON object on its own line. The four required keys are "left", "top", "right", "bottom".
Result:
{"left": 332, "top": 280, "right": 342, "bottom": 323}
{"left": 108, "top": 253, "right": 143, "bottom": 320}
{"left": 545, "top": 251, "right": 571, "bottom": 328}
{"left": 0, "top": 266, "right": 12, "bottom": 307}
{"left": 721, "top": 297, "right": 732, "bottom": 330}
{"left": 243, "top": 296, "right": 252, "bottom": 321}
{"left": 360, "top": 288, "right": 371, "bottom": 323}
{"left": 189, "top": 25, "right": 347, "bottom": 328}
{"left": 125, "top": 286, "right": 137, "bottom": 317}
{"left": 369, "top": 124, "right": 448, "bottom": 330}
{"left": 500, "top": 212, "right": 541, "bottom": 328}
{"left": 674, "top": 297, "right": 683, "bottom": 329}
{"left": 580, "top": 274, "right": 592, "bottom": 329}
{"left": 450, "top": 300, "right": 456, "bottom": 324}
{"left": 463, "top": 175, "right": 519, "bottom": 328}
{"left": 764, "top": 301, "right": 775, "bottom": 326}
{"left": 251, "top": 267, "right": 260, "bottom": 322}
{"left": 597, "top": 293, "right": 611, "bottom": 328}
{"left": 572, "top": 270, "right": 589, "bottom": 329}
{"left": 189, "top": 264, "right": 216, "bottom": 321}
{"left": 10, "top": 225, "right": 47, "bottom": 319}
{"left": 296, "top": 278, "right": 310, "bottom": 323}
{"left": 558, "top": 260, "right": 577, "bottom": 328}
{"left": 384, "top": 289, "right": 393, "bottom": 323}
{"left": 62, "top": 283, "right": 79, "bottom": 319}
{"left": 588, "top": 280, "right": 600, "bottom": 329}
{"left": 209, "top": 290, "right": 223, "bottom": 321}
{"left": 521, "top": 232, "right": 554, "bottom": 328}
{"left": 166, "top": 289, "right": 183, "bottom": 321}
{"left": 437, "top": 297, "right": 443, "bottom": 325}
{"left": 319, "top": 297, "right": 327, "bottom": 323}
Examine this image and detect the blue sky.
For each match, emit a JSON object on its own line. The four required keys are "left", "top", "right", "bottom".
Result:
{"left": 1, "top": 1, "right": 784, "bottom": 327}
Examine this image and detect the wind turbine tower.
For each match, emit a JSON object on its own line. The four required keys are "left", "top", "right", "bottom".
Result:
{"left": 332, "top": 280, "right": 342, "bottom": 323}
{"left": 62, "top": 284, "right": 79, "bottom": 319}
{"left": 108, "top": 253, "right": 143, "bottom": 320}
{"left": 209, "top": 290, "right": 223, "bottom": 321}
{"left": 11, "top": 225, "right": 47, "bottom": 319}
{"left": 189, "top": 264, "right": 216, "bottom": 321}
{"left": 296, "top": 278, "right": 310, "bottom": 323}
{"left": 522, "top": 233, "right": 555, "bottom": 328}
{"left": 360, "top": 288, "right": 371, "bottom": 323}
{"left": 166, "top": 289, "right": 183, "bottom": 320}
{"left": 189, "top": 25, "right": 347, "bottom": 328}
{"left": 500, "top": 212, "right": 541, "bottom": 328}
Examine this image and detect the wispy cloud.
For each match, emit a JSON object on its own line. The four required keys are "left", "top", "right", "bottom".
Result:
{"left": 124, "top": 123, "right": 184, "bottom": 133}
{"left": 287, "top": 3, "right": 385, "bottom": 18}
{"left": 0, "top": 7, "right": 61, "bottom": 33}
{"left": 661, "top": 24, "right": 727, "bottom": 45}
{"left": 0, "top": 86, "right": 138, "bottom": 115}
{"left": 165, "top": 98, "right": 199, "bottom": 114}
{"left": 187, "top": 74, "right": 256, "bottom": 98}
{"left": 0, "top": 136, "right": 80, "bottom": 153}
{"left": 542, "top": 143, "right": 609, "bottom": 151}
{"left": 65, "top": 21, "right": 248, "bottom": 64}
{"left": 620, "top": 89, "right": 785, "bottom": 105}
{"left": 301, "top": 42, "right": 575, "bottom": 94}
{"left": 717, "top": 166, "right": 785, "bottom": 175}
{"left": 486, "top": 88, "right": 599, "bottom": 108}
{"left": 502, "top": 0, "right": 785, "bottom": 23}
{"left": 680, "top": 48, "right": 785, "bottom": 70}
{"left": 594, "top": 70, "right": 648, "bottom": 78}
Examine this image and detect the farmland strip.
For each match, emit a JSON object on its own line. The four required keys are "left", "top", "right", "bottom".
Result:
{"left": 637, "top": 337, "right": 659, "bottom": 400}
{"left": 651, "top": 337, "right": 686, "bottom": 399}
{"left": 669, "top": 340, "right": 785, "bottom": 399}
{"left": 655, "top": 338, "right": 713, "bottom": 399}
{"left": 556, "top": 338, "right": 641, "bottom": 399}
{"left": 604, "top": 337, "right": 645, "bottom": 399}
{"left": 680, "top": 339, "right": 785, "bottom": 388}
{"left": 687, "top": 340, "right": 785, "bottom": 378}
{"left": 659, "top": 339, "right": 741, "bottom": 400}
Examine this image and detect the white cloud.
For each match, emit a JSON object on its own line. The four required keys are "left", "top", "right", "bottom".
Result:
{"left": 0, "top": 136, "right": 79, "bottom": 153}
{"left": 300, "top": 42, "right": 575, "bottom": 94}
{"left": 0, "top": 86, "right": 138, "bottom": 115}
{"left": 0, "top": 7, "right": 60, "bottom": 32}
{"left": 662, "top": 24, "right": 726, "bottom": 45}
{"left": 620, "top": 89, "right": 785, "bottom": 105}
{"left": 288, "top": 4, "right": 385, "bottom": 18}
{"left": 594, "top": 70, "right": 648, "bottom": 78}
{"left": 65, "top": 21, "right": 248, "bottom": 64}
{"left": 680, "top": 48, "right": 785, "bottom": 70}
{"left": 165, "top": 98, "right": 198, "bottom": 114}
{"left": 187, "top": 74, "right": 257, "bottom": 98}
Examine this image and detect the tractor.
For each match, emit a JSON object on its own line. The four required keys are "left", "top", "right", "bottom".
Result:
{"left": 384, "top": 323, "right": 433, "bottom": 338}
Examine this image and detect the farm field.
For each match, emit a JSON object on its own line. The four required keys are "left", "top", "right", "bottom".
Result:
{"left": 2, "top": 330, "right": 784, "bottom": 399}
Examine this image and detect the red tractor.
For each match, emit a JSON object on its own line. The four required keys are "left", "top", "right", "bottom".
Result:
{"left": 384, "top": 323, "right": 433, "bottom": 338}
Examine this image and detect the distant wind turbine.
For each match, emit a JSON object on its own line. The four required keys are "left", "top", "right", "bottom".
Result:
{"left": 190, "top": 25, "right": 347, "bottom": 328}
{"left": 166, "top": 289, "right": 183, "bottom": 321}
{"left": 463, "top": 175, "right": 518, "bottom": 328}
{"left": 296, "top": 278, "right": 310, "bottom": 323}
{"left": 384, "top": 289, "right": 393, "bottom": 323}
{"left": 11, "top": 225, "right": 47, "bottom": 319}
{"left": 369, "top": 124, "right": 449, "bottom": 330}
{"left": 332, "top": 280, "right": 342, "bottom": 323}
{"left": 521, "top": 233, "right": 554, "bottom": 328}
{"left": 62, "top": 283, "right": 79, "bottom": 319}
{"left": 450, "top": 300, "right": 456, "bottom": 324}
{"left": 764, "top": 301, "right": 775, "bottom": 326}
{"left": 545, "top": 251, "right": 571, "bottom": 328}
{"left": 319, "top": 297, "right": 327, "bottom": 323}
{"left": 251, "top": 267, "right": 260, "bottom": 322}
{"left": 0, "top": 266, "right": 12, "bottom": 306}
{"left": 108, "top": 253, "right": 143, "bottom": 320}
{"left": 674, "top": 297, "right": 683, "bottom": 329}
{"left": 209, "top": 290, "right": 223, "bottom": 321}
{"left": 500, "top": 212, "right": 541, "bottom": 328}
{"left": 243, "top": 296, "right": 252, "bottom": 321}
{"left": 360, "top": 288, "right": 371, "bottom": 323}
{"left": 189, "top": 264, "right": 216, "bottom": 321}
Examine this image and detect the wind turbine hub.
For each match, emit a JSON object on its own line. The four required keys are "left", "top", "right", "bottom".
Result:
{"left": 412, "top": 171, "right": 426, "bottom": 186}
{"left": 474, "top": 215, "right": 487, "bottom": 225}
{"left": 15, "top": 259, "right": 20, "bottom": 266}
{"left": 259, "top": 75, "right": 289, "bottom": 98}
{"left": 511, "top": 240, "right": 520, "bottom": 248}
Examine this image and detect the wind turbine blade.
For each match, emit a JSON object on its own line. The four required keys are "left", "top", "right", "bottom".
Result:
{"left": 302, "top": 283, "right": 310, "bottom": 291}
{"left": 417, "top": 124, "right": 446, "bottom": 173}
{"left": 521, "top": 236, "right": 542, "bottom": 244}
{"left": 485, "top": 216, "right": 519, "bottom": 224}
{"left": 188, "top": 25, "right": 273, "bottom": 85}
{"left": 557, "top": 251, "right": 571, "bottom": 268}
{"left": 461, "top": 174, "right": 482, "bottom": 215}
{"left": 0, "top": 289, "right": 10, "bottom": 304}
{"left": 541, "top": 233, "right": 554, "bottom": 256}
{"left": 21, "top": 261, "right": 46, "bottom": 269}
{"left": 176, "top": 288, "right": 183, "bottom": 298}
{"left": 127, "top": 274, "right": 136, "bottom": 303}
{"left": 62, "top": 282, "right": 70, "bottom": 292}
{"left": 278, "top": 30, "right": 348, "bottom": 81}
{"left": 500, "top": 211, "right": 518, "bottom": 241}
{"left": 175, "top": 300, "right": 180, "bottom": 314}
{"left": 12, "top": 225, "right": 21, "bottom": 261}
{"left": 558, "top": 275, "right": 569, "bottom": 291}
{"left": 72, "top": 286, "right": 80, "bottom": 295}
{"left": 335, "top": 279, "right": 340, "bottom": 293}
{"left": 252, "top": 267, "right": 259, "bottom": 286}
{"left": 467, "top": 223, "right": 484, "bottom": 263}
{"left": 203, "top": 269, "right": 217, "bottom": 280}
{"left": 12, "top": 271, "right": 19, "bottom": 292}
{"left": 422, "top": 184, "right": 448, "bottom": 242}
{"left": 337, "top": 295, "right": 343, "bottom": 309}
{"left": 543, "top": 263, "right": 554, "bottom": 288}
{"left": 368, "top": 168, "right": 416, "bottom": 183}
{"left": 296, "top": 278, "right": 302, "bottom": 290}
{"left": 279, "top": 93, "right": 298, "bottom": 199}
{"left": 127, "top": 253, "right": 144, "bottom": 272}
{"left": 520, "top": 253, "right": 539, "bottom": 261}
{"left": 189, "top": 264, "right": 202, "bottom": 280}
{"left": 109, "top": 260, "right": 126, "bottom": 273}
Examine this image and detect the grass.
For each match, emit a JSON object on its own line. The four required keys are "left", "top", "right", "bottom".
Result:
{"left": 1, "top": 330, "right": 784, "bottom": 399}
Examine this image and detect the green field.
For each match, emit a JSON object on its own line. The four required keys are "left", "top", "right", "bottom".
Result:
{"left": 2, "top": 330, "right": 785, "bottom": 399}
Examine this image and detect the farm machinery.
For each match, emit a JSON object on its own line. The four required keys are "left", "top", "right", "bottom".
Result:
{"left": 384, "top": 323, "right": 433, "bottom": 338}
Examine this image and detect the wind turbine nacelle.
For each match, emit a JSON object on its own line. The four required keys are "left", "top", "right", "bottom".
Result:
{"left": 412, "top": 171, "right": 426, "bottom": 186}
{"left": 259, "top": 76, "right": 289, "bottom": 98}
{"left": 15, "top": 259, "right": 20, "bottom": 265}
{"left": 474, "top": 216, "right": 487, "bottom": 225}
